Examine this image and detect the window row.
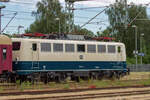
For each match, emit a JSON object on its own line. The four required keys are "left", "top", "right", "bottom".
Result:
{"left": 39, "top": 43, "right": 121, "bottom": 53}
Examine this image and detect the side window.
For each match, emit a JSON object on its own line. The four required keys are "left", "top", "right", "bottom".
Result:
{"left": 53, "top": 43, "right": 63, "bottom": 52}
{"left": 13, "top": 42, "right": 21, "bottom": 51}
{"left": 108, "top": 45, "right": 116, "bottom": 53}
{"left": 41, "top": 43, "right": 51, "bottom": 52}
{"left": 98, "top": 45, "right": 106, "bottom": 53}
{"left": 87, "top": 45, "right": 96, "bottom": 53}
{"left": 118, "top": 46, "right": 121, "bottom": 53}
{"left": 65, "top": 44, "right": 74, "bottom": 52}
{"left": 3, "top": 48, "right": 7, "bottom": 60}
{"left": 77, "top": 44, "right": 85, "bottom": 52}
{"left": 32, "top": 43, "right": 37, "bottom": 51}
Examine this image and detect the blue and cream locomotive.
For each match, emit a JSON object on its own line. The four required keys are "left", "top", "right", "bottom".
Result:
{"left": 12, "top": 37, "right": 128, "bottom": 83}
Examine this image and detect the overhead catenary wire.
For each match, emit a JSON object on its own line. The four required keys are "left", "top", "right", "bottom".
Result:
{"left": 75, "top": 21, "right": 107, "bottom": 24}
{"left": 7, "top": 25, "right": 25, "bottom": 27}
{"left": 3, "top": 10, "right": 100, "bottom": 21}
{"left": 0, "top": 0, "right": 107, "bottom": 34}
{"left": 3, "top": 9, "right": 101, "bottom": 14}
{"left": 3, "top": 1, "right": 150, "bottom": 34}
{"left": 3, "top": 10, "right": 34, "bottom": 14}
{"left": 2, "top": 12, "right": 17, "bottom": 33}
{"left": 2, "top": 16, "right": 35, "bottom": 21}
{"left": 81, "top": 6, "right": 109, "bottom": 28}
{"left": 136, "top": 19, "right": 150, "bottom": 21}
{"left": 79, "top": 2, "right": 150, "bottom": 28}
{"left": 8, "top": 1, "right": 34, "bottom": 5}
{"left": 76, "top": 9, "right": 102, "bottom": 13}
{"left": 128, "top": 3, "right": 150, "bottom": 25}
{"left": 3, "top": 10, "right": 105, "bottom": 19}
{"left": 75, "top": 16, "right": 108, "bottom": 20}
{"left": 3, "top": 16, "right": 106, "bottom": 21}
{"left": 74, "top": 6, "right": 107, "bottom": 10}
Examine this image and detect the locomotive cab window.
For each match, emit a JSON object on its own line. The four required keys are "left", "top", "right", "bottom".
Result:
{"left": 108, "top": 45, "right": 116, "bottom": 53}
{"left": 98, "top": 45, "right": 106, "bottom": 53}
{"left": 118, "top": 46, "right": 121, "bottom": 53}
{"left": 32, "top": 43, "right": 37, "bottom": 51}
{"left": 13, "top": 42, "right": 21, "bottom": 51}
{"left": 41, "top": 43, "right": 51, "bottom": 52}
{"left": 65, "top": 44, "right": 74, "bottom": 52}
{"left": 53, "top": 43, "right": 63, "bottom": 52}
{"left": 87, "top": 45, "right": 96, "bottom": 53}
{"left": 2, "top": 48, "right": 7, "bottom": 60}
{"left": 77, "top": 44, "right": 85, "bottom": 52}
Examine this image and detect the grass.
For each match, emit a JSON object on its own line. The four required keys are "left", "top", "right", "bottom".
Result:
{"left": 138, "top": 79, "right": 150, "bottom": 86}
{"left": 37, "top": 83, "right": 43, "bottom": 90}
{"left": 20, "top": 82, "right": 26, "bottom": 91}
{"left": 63, "top": 84, "right": 70, "bottom": 89}
{"left": 1, "top": 79, "right": 150, "bottom": 92}
{"left": 16, "top": 80, "right": 20, "bottom": 86}
{"left": 15, "top": 80, "right": 33, "bottom": 91}
{"left": 91, "top": 80, "right": 110, "bottom": 87}
{"left": 1, "top": 72, "right": 150, "bottom": 92}
{"left": 49, "top": 82, "right": 59, "bottom": 89}
{"left": 0, "top": 87, "right": 3, "bottom": 92}
{"left": 87, "top": 79, "right": 150, "bottom": 88}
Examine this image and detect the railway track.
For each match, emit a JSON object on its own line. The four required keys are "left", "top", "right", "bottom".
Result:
{"left": 13, "top": 90, "right": 150, "bottom": 100}
{"left": 0, "top": 84, "right": 16, "bottom": 87}
{"left": 0, "top": 79, "right": 146, "bottom": 88}
{"left": 1, "top": 85, "right": 150, "bottom": 100}
{"left": 0, "top": 85, "right": 150, "bottom": 96}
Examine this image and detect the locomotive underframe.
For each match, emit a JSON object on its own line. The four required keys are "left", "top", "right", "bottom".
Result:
{"left": 13, "top": 69, "right": 129, "bottom": 84}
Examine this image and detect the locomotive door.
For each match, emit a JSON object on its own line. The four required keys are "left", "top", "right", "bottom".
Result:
{"left": 117, "top": 46, "right": 123, "bottom": 61}
{"left": 32, "top": 42, "right": 39, "bottom": 69}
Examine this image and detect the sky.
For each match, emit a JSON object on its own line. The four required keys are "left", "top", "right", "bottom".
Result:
{"left": 1, "top": 0, "right": 150, "bottom": 34}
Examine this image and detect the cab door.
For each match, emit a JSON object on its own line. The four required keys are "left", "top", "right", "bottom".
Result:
{"left": 117, "top": 46, "right": 122, "bottom": 61}
{"left": 32, "top": 43, "right": 39, "bottom": 69}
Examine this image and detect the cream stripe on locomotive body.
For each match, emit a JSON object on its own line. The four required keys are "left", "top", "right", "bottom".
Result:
{"left": 12, "top": 38, "right": 127, "bottom": 75}
{"left": 12, "top": 38, "right": 126, "bottom": 62}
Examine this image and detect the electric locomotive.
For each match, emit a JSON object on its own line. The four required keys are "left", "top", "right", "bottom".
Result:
{"left": 12, "top": 37, "right": 128, "bottom": 83}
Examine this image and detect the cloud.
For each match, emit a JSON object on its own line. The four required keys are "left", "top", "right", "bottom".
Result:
{"left": 9, "top": 0, "right": 150, "bottom": 11}
{"left": 59, "top": 0, "right": 65, "bottom": 3}
{"left": 9, "top": 0, "right": 41, "bottom": 11}
{"left": 128, "top": 0, "right": 150, "bottom": 5}
{"left": 76, "top": 0, "right": 113, "bottom": 7}
{"left": 9, "top": 0, "right": 150, "bottom": 8}
{"left": 60, "top": 0, "right": 150, "bottom": 7}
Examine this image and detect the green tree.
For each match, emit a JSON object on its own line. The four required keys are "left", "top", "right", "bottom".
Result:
{"left": 74, "top": 25, "right": 94, "bottom": 36}
{"left": 106, "top": 2, "right": 150, "bottom": 62}
{"left": 97, "top": 27, "right": 112, "bottom": 37}
{"left": 26, "top": 0, "right": 66, "bottom": 33}
{"left": 26, "top": 0, "right": 93, "bottom": 36}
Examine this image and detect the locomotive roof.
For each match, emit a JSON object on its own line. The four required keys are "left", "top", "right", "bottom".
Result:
{"left": 0, "top": 35, "right": 12, "bottom": 45}
{"left": 12, "top": 38, "right": 124, "bottom": 45}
